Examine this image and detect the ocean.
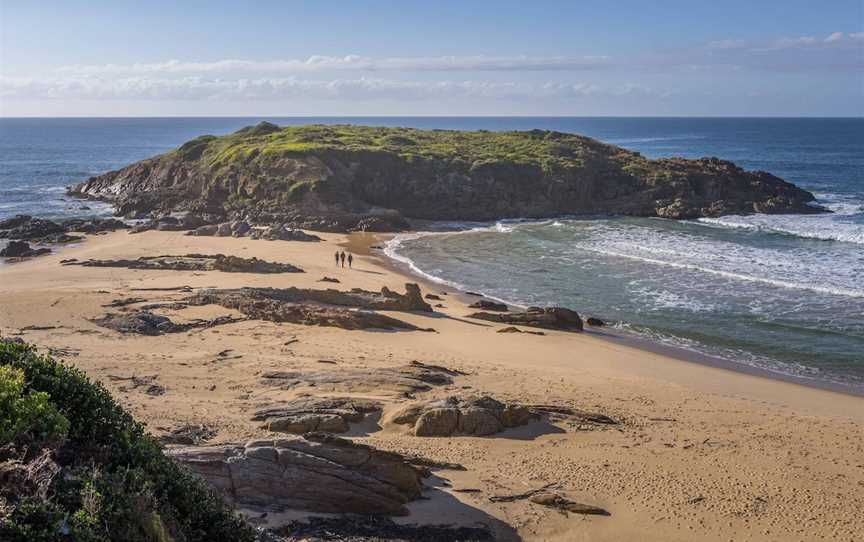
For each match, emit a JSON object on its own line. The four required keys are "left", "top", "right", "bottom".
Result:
{"left": 1, "top": 117, "right": 862, "bottom": 391}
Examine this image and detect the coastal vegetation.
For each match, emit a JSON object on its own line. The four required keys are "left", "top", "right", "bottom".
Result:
{"left": 0, "top": 340, "right": 255, "bottom": 542}
{"left": 70, "top": 123, "right": 821, "bottom": 232}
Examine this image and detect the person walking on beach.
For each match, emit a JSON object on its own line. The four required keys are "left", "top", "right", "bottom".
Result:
{"left": 348, "top": 253, "right": 353, "bottom": 268}
{"left": 340, "top": 251, "right": 346, "bottom": 267}
{"left": 334, "top": 251, "right": 340, "bottom": 267}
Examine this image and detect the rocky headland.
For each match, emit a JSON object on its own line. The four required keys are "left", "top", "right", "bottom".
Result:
{"left": 68, "top": 123, "right": 823, "bottom": 232}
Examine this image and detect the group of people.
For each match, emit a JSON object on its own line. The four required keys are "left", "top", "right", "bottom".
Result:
{"left": 335, "top": 250, "right": 354, "bottom": 268}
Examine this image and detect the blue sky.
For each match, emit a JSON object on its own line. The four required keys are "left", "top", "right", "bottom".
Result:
{"left": 1, "top": 0, "right": 862, "bottom": 116}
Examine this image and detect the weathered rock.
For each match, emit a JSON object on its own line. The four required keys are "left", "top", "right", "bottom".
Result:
{"left": 67, "top": 253, "right": 303, "bottom": 274}
{"left": 388, "top": 395, "right": 534, "bottom": 437}
{"left": 424, "top": 293, "right": 442, "bottom": 300}
{"left": 469, "top": 307, "right": 583, "bottom": 332}
{"left": 188, "top": 224, "right": 218, "bottom": 236}
{"left": 586, "top": 317, "right": 606, "bottom": 327}
{"left": 185, "top": 283, "right": 432, "bottom": 331}
{"left": 68, "top": 125, "right": 825, "bottom": 233}
{"left": 0, "top": 240, "right": 50, "bottom": 258}
{"left": 469, "top": 300, "right": 508, "bottom": 312}
{"left": 61, "top": 217, "right": 129, "bottom": 234}
{"left": 0, "top": 216, "right": 65, "bottom": 240}
{"left": 249, "top": 226, "right": 322, "bottom": 242}
{"left": 260, "top": 361, "right": 457, "bottom": 395}
{"left": 279, "top": 516, "right": 494, "bottom": 542}
{"left": 167, "top": 433, "right": 426, "bottom": 515}
{"left": 91, "top": 311, "right": 242, "bottom": 335}
{"left": 252, "top": 396, "right": 381, "bottom": 434}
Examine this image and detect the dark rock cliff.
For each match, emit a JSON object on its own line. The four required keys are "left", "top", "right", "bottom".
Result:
{"left": 69, "top": 123, "right": 823, "bottom": 232}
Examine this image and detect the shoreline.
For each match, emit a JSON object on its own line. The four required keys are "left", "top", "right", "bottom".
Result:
{"left": 350, "top": 231, "right": 864, "bottom": 399}
{"left": 1, "top": 228, "right": 862, "bottom": 540}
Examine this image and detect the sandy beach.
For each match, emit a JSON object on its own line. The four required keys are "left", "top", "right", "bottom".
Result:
{"left": 1, "top": 229, "right": 862, "bottom": 541}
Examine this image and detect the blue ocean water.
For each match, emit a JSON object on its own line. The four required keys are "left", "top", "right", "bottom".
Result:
{"left": 1, "top": 117, "right": 862, "bottom": 389}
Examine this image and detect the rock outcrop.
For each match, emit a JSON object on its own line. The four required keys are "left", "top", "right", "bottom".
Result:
{"left": 0, "top": 240, "right": 51, "bottom": 258}
{"left": 386, "top": 395, "right": 534, "bottom": 437}
{"left": 167, "top": 433, "right": 426, "bottom": 515}
{"left": 66, "top": 253, "right": 303, "bottom": 274}
{"left": 0, "top": 215, "right": 128, "bottom": 242}
{"left": 252, "top": 396, "right": 381, "bottom": 434}
{"left": 469, "top": 299, "right": 509, "bottom": 312}
{"left": 183, "top": 283, "right": 433, "bottom": 331}
{"left": 259, "top": 361, "right": 459, "bottom": 395}
{"left": 91, "top": 311, "right": 242, "bottom": 335}
{"left": 469, "top": 307, "right": 584, "bottom": 332}
{"left": 68, "top": 124, "right": 824, "bottom": 232}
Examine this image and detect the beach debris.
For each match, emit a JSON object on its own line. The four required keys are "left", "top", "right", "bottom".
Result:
{"left": 529, "top": 404, "right": 618, "bottom": 426}
{"left": 496, "top": 326, "right": 545, "bottom": 336}
{"left": 318, "top": 276, "right": 340, "bottom": 283}
{"left": 65, "top": 253, "right": 303, "bottom": 274}
{"left": 386, "top": 395, "right": 535, "bottom": 437}
{"left": 130, "top": 285, "right": 194, "bottom": 292}
{"left": 101, "top": 297, "right": 147, "bottom": 308}
{"left": 106, "top": 374, "right": 165, "bottom": 396}
{"left": 259, "top": 361, "right": 457, "bottom": 395}
{"left": 168, "top": 433, "right": 427, "bottom": 515}
{"left": 252, "top": 396, "right": 381, "bottom": 434}
{"left": 490, "top": 483, "right": 560, "bottom": 503}
{"left": 0, "top": 240, "right": 50, "bottom": 258}
{"left": 91, "top": 311, "right": 242, "bottom": 336}
{"left": 529, "top": 492, "right": 611, "bottom": 516}
{"left": 277, "top": 515, "right": 494, "bottom": 541}
{"left": 468, "top": 306, "right": 583, "bottom": 332}
{"left": 469, "top": 299, "right": 508, "bottom": 312}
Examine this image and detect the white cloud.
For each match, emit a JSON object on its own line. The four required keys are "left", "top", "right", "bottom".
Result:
{"left": 55, "top": 54, "right": 611, "bottom": 76}
{"left": 0, "top": 75, "right": 617, "bottom": 102}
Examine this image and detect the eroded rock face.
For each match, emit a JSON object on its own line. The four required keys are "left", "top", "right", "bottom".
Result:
{"left": 252, "top": 396, "right": 381, "bottom": 434}
{"left": 259, "top": 361, "right": 457, "bottom": 396}
{"left": 469, "top": 307, "right": 583, "bottom": 332}
{"left": 66, "top": 253, "right": 303, "bottom": 274}
{"left": 387, "top": 396, "right": 534, "bottom": 437}
{"left": 91, "top": 311, "right": 241, "bottom": 335}
{"left": 0, "top": 241, "right": 51, "bottom": 258}
{"left": 167, "top": 433, "right": 426, "bottom": 515}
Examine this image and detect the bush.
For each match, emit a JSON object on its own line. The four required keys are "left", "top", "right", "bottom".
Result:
{"left": 0, "top": 366, "right": 69, "bottom": 444}
{"left": 0, "top": 340, "right": 257, "bottom": 542}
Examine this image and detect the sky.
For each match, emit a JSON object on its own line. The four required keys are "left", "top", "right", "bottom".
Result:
{"left": 1, "top": 0, "right": 862, "bottom": 117}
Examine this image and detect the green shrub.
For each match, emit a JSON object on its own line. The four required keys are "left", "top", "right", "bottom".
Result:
{"left": 0, "top": 365, "right": 69, "bottom": 444}
{"left": 0, "top": 340, "right": 257, "bottom": 542}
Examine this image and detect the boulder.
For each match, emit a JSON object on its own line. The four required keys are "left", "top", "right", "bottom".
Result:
{"left": 469, "top": 307, "right": 583, "bottom": 332}
{"left": 0, "top": 241, "right": 50, "bottom": 258}
{"left": 252, "top": 396, "right": 381, "bottom": 434}
{"left": 167, "top": 433, "right": 426, "bottom": 515}
{"left": 586, "top": 317, "right": 606, "bottom": 327}
{"left": 468, "top": 299, "right": 508, "bottom": 312}
{"left": 188, "top": 224, "right": 219, "bottom": 236}
{"left": 0, "top": 217, "right": 65, "bottom": 240}
{"left": 388, "top": 395, "right": 534, "bottom": 437}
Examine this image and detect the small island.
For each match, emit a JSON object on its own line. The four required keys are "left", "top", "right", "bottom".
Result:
{"left": 70, "top": 123, "right": 822, "bottom": 232}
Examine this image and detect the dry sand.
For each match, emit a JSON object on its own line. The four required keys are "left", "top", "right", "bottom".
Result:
{"left": 0, "top": 229, "right": 862, "bottom": 541}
